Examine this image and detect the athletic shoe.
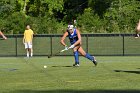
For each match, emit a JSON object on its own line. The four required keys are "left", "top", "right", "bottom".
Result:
{"left": 73, "top": 64, "right": 80, "bottom": 67}
{"left": 93, "top": 56, "right": 97, "bottom": 66}
{"left": 135, "top": 34, "right": 139, "bottom": 38}
{"left": 93, "top": 60, "right": 97, "bottom": 66}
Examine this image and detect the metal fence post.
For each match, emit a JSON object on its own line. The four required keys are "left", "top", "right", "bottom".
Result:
{"left": 86, "top": 34, "right": 89, "bottom": 53}
{"left": 50, "top": 36, "right": 53, "bottom": 56}
{"left": 15, "top": 35, "right": 18, "bottom": 57}
{"left": 122, "top": 34, "right": 125, "bottom": 56}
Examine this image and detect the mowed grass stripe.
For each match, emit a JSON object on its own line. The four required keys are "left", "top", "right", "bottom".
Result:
{"left": 0, "top": 56, "right": 140, "bottom": 93}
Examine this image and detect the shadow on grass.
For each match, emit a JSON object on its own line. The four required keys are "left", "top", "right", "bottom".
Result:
{"left": 8, "top": 68, "right": 19, "bottom": 71}
{"left": 13, "top": 89, "right": 140, "bottom": 93}
{"left": 114, "top": 70, "right": 140, "bottom": 74}
{"left": 0, "top": 38, "right": 5, "bottom": 40}
{"left": 52, "top": 66, "right": 73, "bottom": 67}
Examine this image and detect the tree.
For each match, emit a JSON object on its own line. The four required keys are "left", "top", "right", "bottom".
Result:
{"left": 16, "top": 0, "right": 29, "bottom": 14}
{"left": 26, "top": 0, "right": 64, "bottom": 17}
{"left": 78, "top": 8, "right": 103, "bottom": 33}
{"left": 104, "top": 0, "right": 140, "bottom": 33}
{"left": 63, "top": 0, "right": 88, "bottom": 22}
{"left": 88, "top": 0, "right": 112, "bottom": 18}
{"left": 44, "top": 0, "right": 64, "bottom": 15}
{"left": 0, "top": 0, "right": 140, "bottom": 34}
{"left": 0, "top": 0, "right": 15, "bottom": 18}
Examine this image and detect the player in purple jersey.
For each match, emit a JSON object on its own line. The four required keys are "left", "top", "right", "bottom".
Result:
{"left": 60, "top": 24, "right": 97, "bottom": 67}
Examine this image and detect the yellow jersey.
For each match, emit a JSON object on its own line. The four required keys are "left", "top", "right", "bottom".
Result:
{"left": 24, "top": 29, "right": 34, "bottom": 43}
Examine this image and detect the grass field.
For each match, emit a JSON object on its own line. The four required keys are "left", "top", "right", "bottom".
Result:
{"left": 0, "top": 56, "right": 140, "bottom": 93}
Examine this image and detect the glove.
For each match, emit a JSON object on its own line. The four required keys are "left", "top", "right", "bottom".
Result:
{"left": 64, "top": 45, "right": 68, "bottom": 50}
{"left": 69, "top": 44, "right": 75, "bottom": 49}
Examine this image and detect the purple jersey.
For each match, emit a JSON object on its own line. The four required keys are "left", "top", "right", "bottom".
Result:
{"left": 67, "top": 29, "right": 78, "bottom": 45}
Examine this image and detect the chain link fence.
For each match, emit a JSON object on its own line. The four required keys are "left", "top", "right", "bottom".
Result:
{"left": 0, "top": 34, "right": 139, "bottom": 57}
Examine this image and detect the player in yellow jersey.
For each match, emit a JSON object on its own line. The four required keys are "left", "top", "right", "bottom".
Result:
{"left": 23, "top": 25, "right": 34, "bottom": 57}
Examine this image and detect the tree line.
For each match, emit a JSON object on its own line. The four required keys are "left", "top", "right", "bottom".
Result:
{"left": 0, "top": 0, "right": 140, "bottom": 34}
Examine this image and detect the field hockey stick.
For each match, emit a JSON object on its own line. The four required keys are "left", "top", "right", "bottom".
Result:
{"left": 48, "top": 47, "right": 70, "bottom": 58}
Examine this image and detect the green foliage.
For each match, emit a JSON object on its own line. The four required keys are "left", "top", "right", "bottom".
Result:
{"left": 34, "top": 16, "right": 58, "bottom": 34}
{"left": 104, "top": 0, "right": 140, "bottom": 33}
{"left": 44, "top": 0, "right": 64, "bottom": 15}
{"left": 78, "top": 8, "right": 105, "bottom": 33}
{"left": 0, "top": 0, "right": 140, "bottom": 34}
{"left": 26, "top": 16, "right": 65, "bottom": 34}
{"left": 88, "top": 0, "right": 112, "bottom": 18}
{"left": 63, "top": 0, "right": 88, "bottom": 22}
{"left": 0, "top": 3, "right": 14, "bottom": 18}
{"left": 17, "top": 0, "right": 30, "bottom": 13}
{"left": 27, "top": 0, "right": 63, "bottom": 17}
{"left": 4, "top": 12, "right": 27, "bottom": 34}
{"left": 0, "top": 19, "right": 6, "bottom": 30}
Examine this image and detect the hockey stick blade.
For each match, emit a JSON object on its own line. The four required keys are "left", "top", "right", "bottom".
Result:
{"left": 48, "top": 48, "right": 70, "bottom": 58}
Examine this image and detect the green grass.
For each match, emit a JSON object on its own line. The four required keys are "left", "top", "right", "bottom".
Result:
{"left": 0, "top": 56, "right": 140, "bottom": 93}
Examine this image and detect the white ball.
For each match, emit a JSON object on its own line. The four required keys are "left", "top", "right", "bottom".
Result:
{"left": 44, "top": 65, "right": 47, "bottom": 68}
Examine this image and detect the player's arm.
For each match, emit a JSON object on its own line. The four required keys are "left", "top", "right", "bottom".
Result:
{"left": 60, "top": 31, "right": 68, "bottom": 46}
{"left": 73, "top": 29, "right": 81, "bottom": 46}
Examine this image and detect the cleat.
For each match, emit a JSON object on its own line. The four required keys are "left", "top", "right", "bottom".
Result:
{"left": 93, "top": 60, "right": 97, "bottom": 66}
{"left": 134, "top": 34, "right": 139, "bottom": 38}
{"left": 92, "top": 56, "right": 97, "bottom": 66}
{"left": 73, "top": 64, "right": 80, "bottom": 67}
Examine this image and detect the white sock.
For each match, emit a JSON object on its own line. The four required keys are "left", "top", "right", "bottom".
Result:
{"left": 31, "top": 53, "right": 33, "bottom": 57}
{"left": 27, "top": 52, "right": 29, "bottom": 57}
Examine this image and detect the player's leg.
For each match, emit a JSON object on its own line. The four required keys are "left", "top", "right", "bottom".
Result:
{"left": 28, "top": 42, "right": 33, "bottom": 57}
{"left": 31, "top": 48, "right": 33, "bottom": 57}
{"left": 135, "top": 29, "right": 139, "bottom": 38}
{"left": 72, "top": 45, "right": 80, "bottom": 66}
{"left": 26, "top": 48, "right": 30, "bottom": 57}
{"left": 24, "top": 43, "right": 29, "bottom": 57}
{"left": 28, "top": 48, "right": 32, "bottom": 57}
{"left": 78, "top": 46, "right": 97, "bottom": 66}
